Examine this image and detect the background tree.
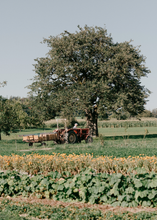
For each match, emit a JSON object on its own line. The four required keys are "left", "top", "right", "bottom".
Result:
{"left": 138, "top": 109, "right": 153, "bottom": 118}
{"left": 152, "top": 108, "right": 157, "bottom": 118}
{"left": 28, "top": 25, "right": 150, "bottom": 136}
{"left": 0, "top": 98, "right": 29, "bottom": 140}
{"left": 11, "top": 97, "right": 47, "bottom": 129}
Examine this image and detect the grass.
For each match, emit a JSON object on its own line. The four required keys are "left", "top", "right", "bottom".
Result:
{"left": 1, "top": 198, "right": 157, "bottom": 220}
{"left": 1, "top": 127, "right": 157, "bottom": 158}
{"left": 98, "top": 127, "right": 157, "bottom": 136}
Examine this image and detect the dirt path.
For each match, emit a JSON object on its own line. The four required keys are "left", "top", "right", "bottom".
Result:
{"left": 1, "top": 196, "right": 157, "bottom": 214}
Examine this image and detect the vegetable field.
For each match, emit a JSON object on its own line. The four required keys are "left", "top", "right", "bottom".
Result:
{"left": 1, "top": 169, "right": 157, "bottom": 208}
{"left": 1, "top": 122, "right": 157, "bottom": 218}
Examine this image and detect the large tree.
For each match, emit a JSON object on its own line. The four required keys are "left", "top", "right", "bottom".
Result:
{"left": 28, "top": 25, "right": 150, "bottom": 136}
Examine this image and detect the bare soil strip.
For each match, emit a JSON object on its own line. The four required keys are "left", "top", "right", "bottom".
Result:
{"left": 1, "top": 196, "right": 157, "bottom": 214}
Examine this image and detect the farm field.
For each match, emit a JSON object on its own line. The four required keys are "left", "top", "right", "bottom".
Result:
{"left": 1, "top": 126, "right": 157, "bottom": 158}
{"left": 1, "top": 122, "right": 157, "bottom": 217}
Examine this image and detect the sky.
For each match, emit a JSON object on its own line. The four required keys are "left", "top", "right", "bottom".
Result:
{"left": 0, "top": 0, "right": 157, "bottom": 111}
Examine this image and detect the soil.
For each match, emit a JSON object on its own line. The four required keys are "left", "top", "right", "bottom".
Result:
{"left": 1, "top": 196, "right": 157, "bottom": 214}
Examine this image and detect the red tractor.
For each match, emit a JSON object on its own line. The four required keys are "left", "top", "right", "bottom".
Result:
{"left": 22, "top": 128, "right": 93, "bottom": 146}
{"left": 57, "top": 128, "right": 93, "bottom": 144}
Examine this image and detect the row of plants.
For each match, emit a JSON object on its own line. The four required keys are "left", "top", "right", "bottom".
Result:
{"left": 0, "top": 153, "right": 157, "bottom": 175}
{"left": 1, "top": 199, "right": 157, "bottom": 220}
{"left": 0, "top": 198, "right": 103, "bottom": 220}
{"left": 98, "top": 121, "right": 157, "bottom": 128}
{"left": 48, "top": 120, "right": 157, "bottom": 129}
{"left": 49, "top": 121, "right": 86, "bottom": 128}
{"left": 1, "top": 169, "right": 157, "bottom": 207}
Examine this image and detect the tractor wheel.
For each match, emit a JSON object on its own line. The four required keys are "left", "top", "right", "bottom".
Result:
{"left": 85, "top": 136, "right": 93, "bottom": 143}
{"left": 67, "top": 131, "right": 78, "bottom": 144}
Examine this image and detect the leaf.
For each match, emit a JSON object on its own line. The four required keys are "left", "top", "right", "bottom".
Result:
{"left": 129, "top": 201, "right": 138, "bottom": 207}
{"left": 73, "top": 188, "right": 79, "bottom": 193}
{"left": 133, "top": 179, "right": 143, "bottom": 188}
{"left": 125, "top": 187, "right": 134, "bottom": 194}
{"left": 89, "top": 197, "right": 96, "bottom": 204}
{"left": 139, "top": 190, "right": 148, "bottom": 198}
{"left": 8, "top": 180, "right": 14, "bottom": 186}
{"left": 121, "top": 201, "right": 129, "bottom": 207}
{"left": 134, "top": 167, "right": 147, "bottom": 174}
{"left": 142, "top": 201, "right": 151, "bottom": 207}
{"left": 109, "top": 174, "right": 122, "bottom": 186}
{"left": 49, "top": 189, "right": 55, "bottom": 194}
{"left": 44, "top": 191, "right": 50, "bottom": 199}
{"left": 148, "top": 190, "right": 157, "bottom": 200}
{"left": 22, "top": 191, "right": 27, "bottom": 197}
{"left": 80, "top": 175, "right": 92, "bottom": 184}
{"left": 64, "top": 182, "right": 70, "bottom": 189}
{"left": 36, "top": 193, "right": 42, "bottom": 199}
{"left": 58, "top": 179, "right": 65, "bottom": 185}
{"left": 111, "top": 201, "right": 121, "bottom": 207}
{"left": 79, "top": 187, "right": 86, "bottom": 201}
{"left": 109, "top": 184, "right": 119, "bottom": 196}
{"left": 98, "top": 185, "right": 106, "bottom": 193}
{"left": 135, "top": 191, "right": 140, "bottom": 200}
{"left": 66, "top": 188, "right": 72, "bottom": 196}
{"left": 57, "top": 184, "right": 64, "bottom": 191}
{"left": 126, "top": 195, "right": 133, "bottom": 202}
{"left": 148, "top": 179, "right": 157, "bottom": 188}
{"left": 100, "top": 195, "right": 108, "bottom": 202}
{"left": 91, "top": 186, "right": 100, "bottom": 195}
{"left": 118, "top": 195, "right": 126, "bottom": 202}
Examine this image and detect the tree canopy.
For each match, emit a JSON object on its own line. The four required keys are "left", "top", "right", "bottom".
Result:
{"left": 28, "top": 25, "right": 150, "bottom": 136}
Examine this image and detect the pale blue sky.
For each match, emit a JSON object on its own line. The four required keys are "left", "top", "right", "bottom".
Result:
{"left": 0, "top": 0, "right": 156, "bottom": 110}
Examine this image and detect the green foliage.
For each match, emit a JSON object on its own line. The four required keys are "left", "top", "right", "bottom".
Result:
{"left": 0, "top": 199, "right": 104, "bottom": 219}
{"left": 139, "top": 110, "right": 153, "bottom": 117}
{"left": 49, "top": 121, "right": 86, "bottom": 129}
{"left": 0, "top": 97, "right": 28, "bottom": 138}
{"left": 1, "top": 126, "right": 157, "bottom": 158}
{"left": 1, "top": 199, "right": 157, "bottom": 219}
{"left": 1, "top": 170, "right": 157, "bottom": 207}
{"left": 152, "top": 108, "right": 157, "bottom": 118}
{"left": 98, "top": 120, "right": 157, "bottom": 128}
{"left": 28, "top": 25, "right": 150, "bottom": 136}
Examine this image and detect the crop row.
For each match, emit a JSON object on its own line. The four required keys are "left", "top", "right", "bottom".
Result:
{"left": 0, "top": 198, "right": 103, "bottom": 220}
{"left": 0, "top": 153, "right": 157, "bottom": 175}
{"left": 1, "top": 169, "right": 157, "bottom": 207}
{"left": 1, "top": 198, "right": 157, "bottom": 220}
{"left": 98, "top": 121, "right": 157, "bottom": 128}
{"left": 49, "top": 120, "right": 157, "bottom": 129}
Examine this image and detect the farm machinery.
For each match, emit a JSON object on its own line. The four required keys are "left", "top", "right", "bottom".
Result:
{"left": 22, "top": 128, "right": 93, "bottom": 146}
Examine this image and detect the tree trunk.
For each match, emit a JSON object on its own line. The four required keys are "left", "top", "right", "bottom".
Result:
{"left": 85, "top": 107, "right": 98, "bottom": 137}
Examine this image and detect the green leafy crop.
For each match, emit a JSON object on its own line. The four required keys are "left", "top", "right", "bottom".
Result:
{"left": 1, "top": 169, "right": 157, "bottom": 207}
